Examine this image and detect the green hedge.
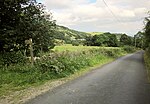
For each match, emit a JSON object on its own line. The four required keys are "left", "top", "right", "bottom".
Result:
{"left": 0, "top": 51, "right": 26, "bottom": 67}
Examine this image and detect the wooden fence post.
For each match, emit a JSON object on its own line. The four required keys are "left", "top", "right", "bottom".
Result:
{"left": 29, "top": 38, "right": 34, "bottom": 65}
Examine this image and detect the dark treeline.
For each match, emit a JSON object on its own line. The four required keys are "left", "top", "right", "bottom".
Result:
{"left": 84, "top": 32, "right": 133, "bottom": 47}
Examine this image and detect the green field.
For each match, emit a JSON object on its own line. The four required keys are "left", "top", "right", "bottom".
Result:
{"left": 88, "top": 32, "right": 104, "bottom": 36}
{"left": 53, "top": 44, "right": 99, "bottom": 52}
{"left": 53, "top": 44, "right": 119, "bottom": 52}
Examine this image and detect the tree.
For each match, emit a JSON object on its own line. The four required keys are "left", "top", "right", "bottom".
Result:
{"left": 134, "top": 31, "right": 144, "bottom": 48}
{"left": 120, "top": 34, "right": 132, "bottom": 46}
{"left": 0, "top": 0, "right": 56, "bottom": 54}
{"left": 104, "top": 33, "right": 118, "bottom": 47}
{"left": 84, "top": 33, "right": 118, "bottom": 47}
{"left": 0, "top": 0, "right": 28, "bottom": 52}
{"left": 144, "top": 13, "right": 150, "bottom": 49}
{"left": 84, "top": 36, "right": 93, "bottom": 46}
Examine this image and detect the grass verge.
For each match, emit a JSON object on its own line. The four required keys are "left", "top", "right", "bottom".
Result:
{"left": 144, "top": 50, "right": 150, "bottom": 83}
{"left": 0, "top": 47, "right": 135, "bottom": 104}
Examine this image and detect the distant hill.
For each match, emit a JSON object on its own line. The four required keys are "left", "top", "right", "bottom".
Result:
{"left": 53, "top": 26, "right": 90, "bottom": 44}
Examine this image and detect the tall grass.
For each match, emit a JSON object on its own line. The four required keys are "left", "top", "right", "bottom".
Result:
{"left": 53, "top": 44, "right": 99, "bottom": 52}
{"left": 144, "top": 49, "right": 150, "bottom": 82}
{"left": 0, "top": 47, "right": 133, "bottom": 96}
{"left": 52, "top": 44, "right": 119, "bottom": 52}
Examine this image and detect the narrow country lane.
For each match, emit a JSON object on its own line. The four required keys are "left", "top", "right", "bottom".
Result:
{"left": 25, "top": 51, "right": 150, "bottom": 104}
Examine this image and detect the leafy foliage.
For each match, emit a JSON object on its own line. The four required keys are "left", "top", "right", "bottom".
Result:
{"left": 144, "top": 13, "right": 150, "bottom": 50}
{"left": 0, "top": 0, "right": 55, "bottom": 54}
{"left": 0, "top": 0, "right": 56, "bottom": 66}
{"left": 0, "top": 45, "right": 136, "bottom": 97}
{"left": 84, "top": 32, "right": 119, "bottom": 47}
{"left": 134, "top": 31, "right": 144, "bottom": 48}
{"left": 0, "top": 51, "right": 26, "bottom": 67}
{"left": 0, "top": 48, "right": 125, "bottom": 83}
{"left": 120, "top": 34, "right": 133, "bottom": 46}
{"left": 143, "top": 13, "right": 150, "bottom": 82}
{"left": 122, "top": 46, "right": 136, "bottom": 53}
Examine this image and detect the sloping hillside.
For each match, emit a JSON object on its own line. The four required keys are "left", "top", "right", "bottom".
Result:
{"left": 53, "top": 26, "right": 90, "bottom": 44}
{"left": 53, "top": 25, "right": 126, "bottom": 44}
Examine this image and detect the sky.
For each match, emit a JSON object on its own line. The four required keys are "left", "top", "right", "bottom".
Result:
{"left": 37, "top": 0, "right": 150, "bottom": 36}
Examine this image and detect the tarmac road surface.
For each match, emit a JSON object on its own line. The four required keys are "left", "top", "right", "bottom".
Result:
{"left": 25, "top": 51, "right": 150, "bottom": 104}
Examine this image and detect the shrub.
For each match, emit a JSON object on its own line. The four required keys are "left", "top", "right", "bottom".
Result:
{"left": 0, "top": 51, "right": 26, "bottom": 66}
{"left": 122, "top": 46, "right": 136, "bottom": 53}
{"left": 72, "top": 41, "right": 80, "bottom": 46}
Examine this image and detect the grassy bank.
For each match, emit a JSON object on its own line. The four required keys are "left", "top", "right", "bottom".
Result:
{"left": 0, "top": 46, "right": 135, "bottom": 99}
{"left": 144, "top": 49, "right": 150, "bottom": 82}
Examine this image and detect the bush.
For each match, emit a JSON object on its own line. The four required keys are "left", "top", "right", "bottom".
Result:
{"left": 0, "top": 51, "right": 26, "bottom": 66}
{"left": 72, "top": 41, "right": 80, "bottom": 46}
{"left": 122, "top": 46, "right": 136, "bottom": 53}
{"left": 34, "top": 48, "right": 124, "bottom": 77}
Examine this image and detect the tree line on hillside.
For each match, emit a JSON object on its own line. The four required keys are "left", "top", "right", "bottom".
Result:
{"left": 84, "top": 32, "right": 133, "bottom": 47}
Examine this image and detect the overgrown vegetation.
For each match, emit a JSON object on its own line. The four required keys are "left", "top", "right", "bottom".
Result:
{"left": 0, "top": 47, "right": 135, "bottom": 97}
{"left": 143, "top": 12, "right": 150, "bottom": 81}
{"left": 144, "top": 50, "right": 150, "bottom": 82}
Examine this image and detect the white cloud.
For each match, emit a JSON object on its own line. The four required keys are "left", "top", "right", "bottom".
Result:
{"left": 42, "top": 0, "right": 150, "bottom": 36}
{"left": 43, "top": 0, "right": 72, "bottom": 9}
{"left": 119, "top": 10, "right": 135, "bottom": 17}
